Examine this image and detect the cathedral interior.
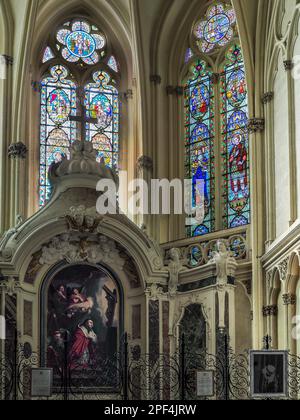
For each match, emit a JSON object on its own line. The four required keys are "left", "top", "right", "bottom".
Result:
{"left": 0, "top": 0, "right": 300, "bottom": 401}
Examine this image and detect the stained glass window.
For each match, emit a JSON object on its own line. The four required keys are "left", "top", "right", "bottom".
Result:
{"left": 42, "top": 46, "right": 55, "bottom": 63}
{"left": 85, "top": 71, "right": 119, "bottom": 168}
{"left": 39, "top": 18, "right": 120, "bottom": 207}
{"left": 185, "top": 4, "right": 249, "bottom": 238}
{"left": 220, "top": 44, "right": 249, "bottom": 228}
{"left": 193, "top": 3, "right": 236, "bottom": 54}
{"left": 56, "top": 20, "right": 106, "bottom": 65}
{"left": 39, "top": 65, "right": 76, "bottom": 206}
{"left": 184, "top": 60, "right": 215, "bottom": 237}
{"left": 107, "top": 56, "right": 119, "bottom": 73}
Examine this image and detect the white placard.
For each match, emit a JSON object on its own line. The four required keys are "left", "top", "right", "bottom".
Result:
{"left": 0, "top": 316, "right": 5, "bottom": 340}
{"left": 197, "top": 371, "right": 214, "bottom": 397}
{"left": 31, "top": 369, "right": 53, "bottom": 397}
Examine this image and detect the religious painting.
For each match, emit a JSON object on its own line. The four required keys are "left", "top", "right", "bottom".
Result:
{"left": 250, "top": 351, "right": 288, "bottom": 398}
{"left": 45, "top": 264, "right": 121, "bottom": 391}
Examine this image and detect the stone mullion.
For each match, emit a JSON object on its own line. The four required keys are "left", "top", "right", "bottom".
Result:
{"left": 285, "top": 61, "right": 297, "bottom": 225}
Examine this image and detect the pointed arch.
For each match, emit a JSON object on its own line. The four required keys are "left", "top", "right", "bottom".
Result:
{"left": 23, "top": 0, "right": 134, "bottom": 214}
{"left": 181, "top": 3, "right": 250, "bottom": 237}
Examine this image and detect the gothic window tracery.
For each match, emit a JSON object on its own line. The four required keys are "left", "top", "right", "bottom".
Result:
{"left": 39, "top": 18, "right": 120, "bottom": 207}
{"left": 184, "top": 3, "right": 250, "bottom": 237}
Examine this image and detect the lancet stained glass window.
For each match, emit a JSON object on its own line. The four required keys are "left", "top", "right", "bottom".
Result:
{"left": 185, "top": 3, "right": 249, "bottom": 237}
{"left": 39, "top": 65, "right": 76, "bottom": 206}
{"left": 221, "top": 44, "right": 249, "bottom": 228}
{"left": 39, "top": 18, "right": 120, "bottom": 207}
{"left": 184, "top": 60, "right": 215, "bottom": 237}
{"left": 85, "top": 71, "right": 119, "bottom": 167}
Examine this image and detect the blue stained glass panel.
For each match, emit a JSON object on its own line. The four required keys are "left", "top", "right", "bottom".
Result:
{"left": 185, "top": 60, "right": 215, "bottom": 237}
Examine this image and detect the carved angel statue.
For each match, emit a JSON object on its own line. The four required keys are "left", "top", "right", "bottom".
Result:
{"left": 209, "top": 240, "right": 237, "bottom": 285}
{"left": 167, "top": 248, "right": 186, "bottom": 295}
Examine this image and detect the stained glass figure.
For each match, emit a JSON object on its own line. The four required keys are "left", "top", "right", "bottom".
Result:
{"left": 85, "top": 71, "right": 119, "bottom": 169}
{"left": 184, "top": 60, "right": 215, "bottom": 237}
{"left": 193, "top": 3, "right": 236, "bottom": 53}
{"left": 220, "top": 44, "right": 250, "bottom": 228}
{"left": 42, "top": 46, "right": 55, "bottom": 63}
{"left": 39, "top": 65, "right": 76, "bottom": 206}
{"left": 56, "top": 20, "right": 106, "bottom": 65}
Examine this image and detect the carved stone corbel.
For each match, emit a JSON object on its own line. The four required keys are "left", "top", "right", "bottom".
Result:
{"left": 150, "top": 75, "right": 162, "bottom": 85}
{"left": 284, "top": 60, "right": 294, "bottom": 71}
{"left": 8, "top": 142, "right": 28, "bottom": 159}
{"left": 278, "top": 258, "right": 289, "bottom": 282}
{"left": 247, "top": 118, "right": 265, "bottom": 134}
{"left": 282, "top": 294, "right": 296, "bottom": 306}
{"left": 137, "top": 155, "right": 153, "bottom": 173}
{"left": 263, "top": 305, "right": 278, "bottom": 317}
{"left": 0, "top": 277, "right": 20, "bottom": 297}
{"left": 261, "top": 92, "right": 274, "bottom": 105}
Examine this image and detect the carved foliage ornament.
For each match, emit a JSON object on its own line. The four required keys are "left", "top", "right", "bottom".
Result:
{"left": 8, "top": 142, "right": 28, "bottom": 159}
{"left": 146, "top": 283, "right": 164, "bottom": 301}
{"left": 278, "top": 258, "right": 289, "bottom": 282}
{"left": 263, "top": 305, "right": 278, "bottom": 317}
{"left": 66, "top": 205, "right": 103, "bottom": 233}
{"left": 0, "top": 277, "right": 20, "bottom": 296}
{"left": 247, "top": 118, "right": 265, "bottom": 134}
{"left": 261, "top": 92, "right": 274, "bottom": 104}
{"left": 283, "top": 60, "right": 294, "bottom": 71}
{"left": 39, "top": 233, "right": 125, "bottom": 269}
{"left": 282, "top": 294, "right": 296, "bottom": 306}
{"left": 137, "top": 155, "right": 153, "bottom": 172}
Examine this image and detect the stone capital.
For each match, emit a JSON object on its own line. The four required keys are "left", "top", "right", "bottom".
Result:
{"left": 282, "top": 294, "right": 296, "bottom": 306}
{"left": 263, "top": 305, "right": 278, "bottom": 317}
{"left": 137, "top": 155, "right": 153, "bottom": 172}
{"left": 8, "top": 142, "right": 28, "bottom": 159}
{"left": 261, "top": 92, "right": 274, "bottom": 105}
{"left": 150, "top": 75, "right": 162, "bottom": 85}
{"left": 247, "top": 118, "right": 265, "bottom": 134}
{"left": 284, "top": 60, "right": 294, "bottom": 71}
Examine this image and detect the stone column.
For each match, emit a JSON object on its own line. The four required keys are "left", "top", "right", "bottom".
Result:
{"left": 0, "top": 55, "right": 13, "bottom": 233}
{"left": 210, "top": 240, "right": 238, "bottom": 352}
{"left": 247, "top": 118, "right": 265, "bottom": 347}
{"left": 137, "top": 155, "right": 154, "bottom": 236}
{"left": 263, "top": 305, "right": 278, "bottom": 348}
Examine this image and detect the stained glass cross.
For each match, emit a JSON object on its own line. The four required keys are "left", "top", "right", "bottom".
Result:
{"left": 69, "top": 88, "right": 98, "bottom": 142}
